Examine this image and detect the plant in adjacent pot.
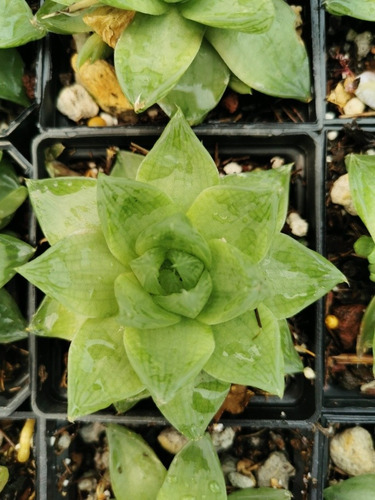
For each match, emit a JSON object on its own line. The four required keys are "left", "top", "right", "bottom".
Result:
{"left": 0, "top": 152, "right": 35, "bottom": 410}
{"left": 17, "top": 111, "right": 345, "bottom": 439}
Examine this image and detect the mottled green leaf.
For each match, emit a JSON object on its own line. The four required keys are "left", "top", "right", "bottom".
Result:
{"left": 279, "top": 319, "right": 303, "bottom": 374}
{"left": 98, "top": 0, "right": 167, "bottom": 15}
{"left": 68, "top": 317, "right": 144, "bottom": 419}
{"left": 180, "top": 0, "right": 275, "bottom": 33}
{"left": 323, "top": 474, "right": 375, "bottom": 499}
{"left": 107, "top": 425, "right": 166, "bottom": 500}
{"left": 157, "top": 372, "right": 230, "bottom": 439}
{"left": 324, "top": 0, "right": 375, "bottom": 20}
{"left": 17, "top": 231, "right": 126, "bottom": 318}
{"left": 0, "top": 0, "right": 46, "bottom": 47}
{"left": 76, "top": 32, "right": 112, "bottom": 68}
{"left": 97, "top": 174, "right": 178, "bottom": 265}
{"left": 228, "top": 488, "right": 293, "bottom": 499}
{"left": 0, "top": 288, "right": 27, "bottom": 343}
{"left": 26, "top": 178, "right": 99, "bottom": 245}
{"left": 115, "top": 8, "right": 205, "bottom": 111}
{"left": 29, "top": 296, "right": 86, "bottom": 341}
{"left": 36, "top": 0, "right": 92, "bottom": 34}
{"left": 205, "top": 305, "right": 285, "bottom": 397}
{"left": 0, "top": 234, "right": 34, "bottom": 288}
{"left": 110, "top": 150, "right": 144, "bottom": 179}
{"left": 261, "top": 233, "right": 346, "bottom": 319}
{"left": 137, "top": 109, "right": 219, "bottom": 211}
{"left": 0, "top": 49, "right": 29, "bottom": 107}
{"left": 157, "top": 434, "right": 226, "bottom": 500}
{"left": 157, "top": 39, "right": 230, "bottom": 125}
{"left": 187, "top": 184, "right": 279, "bottom": 263}
{"left": 0, "top": 159, "right": 28, "bottom": 229}
{"left": 124, "top": 318, "right": 214, "bottom": 403}
{"left": 206, "top": 0, "right": 311, "bottom": 101}
{"left": 357, "top": 296, "right": 375, "bottom": 357}
{"left": 198, "top": 240, "right": 264, "bottom": 325}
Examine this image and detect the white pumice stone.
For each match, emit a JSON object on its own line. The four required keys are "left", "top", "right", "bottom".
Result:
{"left": 257, "top": 451, "right": 295, "bottom": 489}
{"left": 211, "top": 426, "right": 236, "bottom": 452}
{"left": 354, "top": 31, "right": 373, "bottom": 59}
{"left": 327, "top": 131, "right": 339, "bottom": 141}
{"left": 157, "top": 427, "right": 188, "bottom": 455}
{"left": 343, "top": 97, "right": 366, "bottom": 115}
{"left": 56, "top": 83, "right": 99, "bottom": 122}
{"left": 330, "top": 426, "right": 375, "bottom": 476}
{"left": 223, "top": 162, "right": 242, "bottom": 175}
{"left": 286, "top": 212, "right": 309, "bottom": 237}
{"left": 228, "top": 471, "right": 256, "bottom": 489}
{"left": 330, "top": 173, "right": 358, "bottom": 216}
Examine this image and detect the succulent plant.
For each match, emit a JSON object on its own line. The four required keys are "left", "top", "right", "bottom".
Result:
{"left": 323, "top": 0, "right": 375, "bottom": 21}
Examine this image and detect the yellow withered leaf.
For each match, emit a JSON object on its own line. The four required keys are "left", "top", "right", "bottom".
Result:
{"left": 327, "top": 80, "right": 353, "bottom": 109}
{"left": 83, "top": 7, "right": 135, "bottom": 48}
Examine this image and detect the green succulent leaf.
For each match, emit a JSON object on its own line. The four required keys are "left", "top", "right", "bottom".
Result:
{"left": 323, "top": 0, "right": 375, "bottom": 20}
{"left": 157, "top": 372, "right": 230, "bottom": 439}
{"left": 157, "top": 40, "right": 230, "bottom": 126}
{"left": 354, "top": 235, "right": 375, "bottom": 259}
{"left": 206, "top": 0, "right": 311, "bottom": 101}
{"left": 68, "top": 317, "right": 144, "bottom": 419}
{"left": 107, "top": 425, "right": 167, "bottom": 500}
{"left": 123, "top": 318, "right": 215, "bottom": 404}
{"left": 137, "top": 109, "right": 219, "bottom": 211}
{"left": 97, "top": 174, "right": 178, "bottom": 265}
{"left": 228, "top": 487, "right": 293, "bottom": 499}
{"left": 205, "top": 304, "right": 285, "bottom": 397}
{"left": 228, "top": 73, "right": 252, "bottom": 94}
{"left": 198, "top": 239, "right": 264, "bottom": 325}
{"left": 261, "top": 233, "right": 346, "bottom": 319}
{"left": 0, "top": 159, "right": 28, "bottom": 229}
{"left": 157, "top": 434, "right": 226, "bottom": 500}
{"left": 115, "top": 272, "right": 180, "bottom": 328}
{"left": 279, "top": 319, "right": 303, "bottom": 374}
{"left": 180, "top": 0, "right": 275, "bottom": 34}
{"left": 110, "top": 150, "right": 144, "bottom": 179}
{"left": 323, "top": 473, "right": 375, "bottom": 499}
{"left": 26, "top": 178, "right": 99, "bottom": 245}
{"left": 347, "top": 154, "right": 375, "bottom": 241}
{"left": 114, "top": 388, "right": 150, "bottom": 414}
{"left": 98, "top": 0, "right": 167, "bottom": 15}
{"left": 0, "top": 0, "right": 46, "bottom": 47}
{"left": 114, "top": 8, "right": 205, "bottom": 112}
{"left": 36, "top": 0, "right": 93, "bottom": 34}
{"left": 0, "top": 49, "right": 30, "bottom": 107}
{"left": 29, "top": 295, "right": 86, "bottom": 341}
{"left": 187, "top": 184, "right": 279, "bottom": 263}
{"left": 0, "top": 465, "right": 9, "bottom": 493}
{"left": 0, "top": 234, "right": 34, "bottom": 288}
{"left": 0, "top": 288, "right": 27, "bottom": 343}
{"left": 357, "top": 296, "right": 375, "bottom": 358}
{"left": 76, "top": 32, "right": 112, "bottom": 68}
{"left": 17, "top": 231, "right": 126, "bottom": 318}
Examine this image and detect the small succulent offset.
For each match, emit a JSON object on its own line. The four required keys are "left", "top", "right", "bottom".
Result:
{"left": 346, "top": 154, "right": 375, "bottom": 372}
{"left": 0, "top": 0, "right": 311, "bottom": 125}
{"left": 323, "top": 0, "right": 375, "bottom": 21}
{"left": 18, "top": 112, "right": 344, "bottom": 437}
{"left": 0, "top": 153, "right": 35, "bottom": 343}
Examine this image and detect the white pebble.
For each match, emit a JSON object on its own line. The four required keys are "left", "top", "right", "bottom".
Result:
{"left": 327, "top": 131, "right": 338, "bottom": 141}
{"left": 56, "top": 83, "right": 99, "bottom": 122}
{"left": 343, "top": 97, "right": 366, "bottom": 115}
{"left": 330, "top": 174, "right": 358, "bottom": 215}
{"left": 257, "top": 452, "right": 295, "bottom": 489}
{"left": 303, "top": 366, "right": 316, "bottom": 380}
{"left": 330, "top": 427, "right": 375, "bottom": 476}
{"left": 286, "top": 212, "right": 309, "bottom": 237}
{"left": 366, "top": 148, "right": 375, "bottom": 155}
{"left": 79, "top": 422, "right": 105, "bottom": 443}
{"left": 355, "top": 71, "right": 375, "bottom": 110}
{"left": 221, "top": 455, "right": 237, "bottom": 476}
{"left": 228, "top": 471, "right": 256, "bottom": 489}
{"left": 271, "top": 156, "right": 285, "bottom": 169}
{"left": 325, "top": 111, "right": 336, "bottom": 120}
{"left": 223, "top": 162, "right": 242, "bottom": 175}
{"left": 211, "top": 426, "right": 235, "bottom": 452}
{"left": 355, "top": 31, "right": 373, "bottom": 59}
{"left": 157, "top": 428, "right": 188, "bottom": 455}
{"left": 99, "top": 112, "right": 118, "bottom": 126}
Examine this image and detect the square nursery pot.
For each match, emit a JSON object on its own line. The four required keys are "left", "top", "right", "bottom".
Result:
{"left": 321, "top": 4, "right": 375, "bottom": 127}
{"left": 0, "top": 412, "right": 38, "bottom": 499}
{"left": 37, "top": 419, "right": 319, "bottom": 500}
{"left": 39, "top": 0, "right": 320, "bottom": 132}
{"left": 0, "top": 143, "right": 33, "bottom": 416}
{"left": 323, "top": 124, "right": 375, "bottom": 412}
{"left": 29, "top": 127, "right": 324, "bottom": 425}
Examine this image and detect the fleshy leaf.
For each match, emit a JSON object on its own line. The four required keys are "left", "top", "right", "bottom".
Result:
{"left": 347, "top": 154, "right": 375, "bottom": 241}
{"left": 187, "top": 184, "right": 279, "bottom": 263}
{"left": 97, "top": 174, "right": 178, "bottom": 265}
{"left": 123, "top": 318, "right": 215, "bottom": 403}
{"left": 157, "top": 434, "right": 226, "bottom": 500}
{"left": 0, "top": 234, "right": 35, "bottom": 288}
{"left": 280, "top": 319, "right": 303, "bottom": 374}
{"left": 115, "top": 272, "right": 180, "bottom": 328}
{"left": 114, "top": 8, "right": 205, "bottom": 111}
{"left": 228, "top": 488, "right": 293, "bottom": 499}
{"left": 323, "top": 474, "right": 375, "bottom": 499}
{"left": 261, "top": 233, "right": 346, "bottom": 319}
{"left": 137, "top": 109, "right": 219, "bottom": 211}
{"left": 107, "top": 425, "right": 167, "bottom": 500}
{"left": 135, "top": 213, "right": 212, "bottom": 268}
{"left": 0, "top": 160, "right": 28, "bottom": 229}
{"left": 0, "top": 49, "right": 29, "bottom": 107}
{"left": 357, "top": 296, "right": 375, "bottom": 357}
{"left": 157, "top": 372, "right": 230, "bottom": 439}
{"left": 198, "top": 239, "right": 264, "bottom": 325}
{"left": 205, "top": 305, "right": 285, "bottom": 397}
{"left": 0, "top": 0, "right": 46, "bottom": 47}
{"left": 29, "top": 296, "right": 86, "bottom": 341}
{"left": 36, "top": 0, "right": 93, "bottom": 34}
{"left": 323, "top": 0, "right": 375, "bottom": 20}
{"left": 68, "top": 317, "right": 144, "bottom": 419}
{"left": 130, "top": 248, "right": 166, "bottom": 295}
{"left": 17, "top": 231, "right": 126, "bottom": 318}
{"left": 0, "top": 288, "right": 27, "bottom": 343}
{"left": 180, "top": 0, "right": 275, "bottom": 34}
{"left": 98, "top": 0, "right": 167, "bottom": 15}
{"left": 157, "top": 40, "right": 230, "bottom": 126}
{"left": 205, "top": 0, "right": 311, "bottom": 101}
{"left": 76, "top": 32, "right": 112, "bottom": 68}
{"left": 110, "top": 150, "right": 144, "bottom": 179}
{"left": 114, "top": 389, "right": 150, "bottom": 414}
{"left": 26, "top": 178, "right": 99, "bottom": 245}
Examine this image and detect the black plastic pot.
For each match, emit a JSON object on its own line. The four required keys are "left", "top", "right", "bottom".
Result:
{"left": 28, "top": 127, "right": 324, "bottom": 426}
{"left": 0, "top": 143, "right": 33, "bottom": 416}
{"left": 39, "top": 0, "right": 321, "bottom": 132}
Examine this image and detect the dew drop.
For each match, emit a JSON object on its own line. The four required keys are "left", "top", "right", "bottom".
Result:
{"left": 209, "top": 481, "right": 221, "bottom": 493}
{"left": 167, "top": 475, "right": 177, "bottom": 484}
